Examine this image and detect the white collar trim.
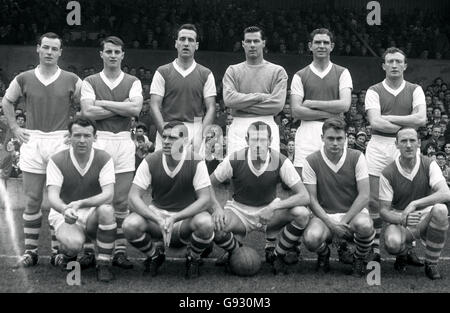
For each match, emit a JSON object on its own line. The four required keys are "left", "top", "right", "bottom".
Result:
{"left": 382, "top": 79, "right": 406, "bottom": 96}
{"left": 100, "top": 70, "right": 124, "bottom": 90}
{"left": 320, "top": 145, "right": 347, "bottom": 173}
{"left": 309, "top": 62, "right": 333, "bottom": 79}
{"left": 35, "top": 66, "right": 61, "bottom": 86}
{"left": 69, "top": 147, "right": 95, "bottom": 177}
{"left": 173, "top": 59, "right": 197, "bottom": 77}
{"left": 247, "top": 149, "right": 271, "bottom": 177}
{"left": 162, "top": 149, "right": 187, "bottom": 178}
{"left": 395, "top": 150, "right": 421, "bottom": 181}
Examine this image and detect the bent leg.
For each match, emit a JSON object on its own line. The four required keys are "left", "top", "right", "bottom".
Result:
{"left": 213, "top": 210, "right": 246, "bottom": 254}
{"left": 350, "top": 212, "right": 375, "bottom": 259}
{"left": 383, "top": 224, "right": 409, "bottom": 256}
{"left": 56, "top": 223, "right": 86, "bottom": 257}
{"left": 421, "top": 204, "right": 449, "bottom": 265}
{"left": 179, "top": 212, "right": 215, "bottom": 258}
{"left": 88, "top": 204, "right": 117, "bottom": 263}
{"left": 272, "top": 206, "right": 311, "bottom": 257}
{"left": 303, "top": 217, "right": 332, "bottom": 253}
{"left": 122, "top": 212, "right": 160, "bottom": 257}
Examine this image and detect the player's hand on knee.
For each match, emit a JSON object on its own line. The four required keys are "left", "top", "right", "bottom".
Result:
{"left": 213, "top": 208, "right": 227, "bottom": 232}
{"left": 330, "top": 223, "right": 352, "bottom": 240}
{"left": 402, "top": 202, "right": 417, "bottom": 223}
{"left": 64, "top": 208, "right": 78, "bottom": 224}
{"left": 406, "top": 211, "right": 421, "bottom": 227}
{"left": 257, "top": 206, "right": 275, "bottom": 225}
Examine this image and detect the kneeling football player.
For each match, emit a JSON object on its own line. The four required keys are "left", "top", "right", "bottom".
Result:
{"left": 47, "top": 118, "right": 117, "bottom": 282}
{"left": 299, "top": 117, "right": 375, "bottom": 276}
{"left": 210, "top": 121, "right": 311, "bottom": 274}
{"left": 124, "top": 121, "right": 214, "bottom": 279}
{"left": 380, "top": 128, "right": 449, "bottom": 280}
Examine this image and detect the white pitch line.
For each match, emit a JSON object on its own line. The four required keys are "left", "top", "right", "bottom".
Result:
{"left": 2, "top": 254, "right": 450, "bottom": 262}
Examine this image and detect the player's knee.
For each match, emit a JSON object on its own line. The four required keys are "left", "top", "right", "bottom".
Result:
{"left": 352, "top": 214, "right": 374, "bottom": 237}
{"left": 431, "top": 204, "right": 449, "bottom": 223}
{"left": 59, "top": 236, "right": 84, "bottom": 256}
{"left": 384, "top": 233, "right": 404, "bottom": 255}
{"left": 122, "top": 215, "right": 144, "bottom": 240}
{"left": 25, "top": 192, "right": 43, "bottom": 212}
{"left": 303, "top": 228, "right": 324, "bottom": 252}
{"left": 290, "top": 206, "right": 310, "bottom": 227}
{"left": 192, "top": 212, "right": 214, "bottom": 237}
{"left": 97, "top": 204, "right": 115, "bottom": 223}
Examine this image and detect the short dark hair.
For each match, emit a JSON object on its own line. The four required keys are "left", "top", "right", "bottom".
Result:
{"left": 163, "top": 121, "right": 188, "bottom": 138}
{"left": 382, "top": 47, "right": 407, "bottom": 64}
{"left": 322, "top": 117, "right": 346, "bottom": 134}
{"left": 176, "top": 24, "right": 198, "bottom": 40}
{"left": 436, "top": 151, "right": 446, "bottom": 158}
{"left": 38, "top": 32, "right": 62, "bottom": 48}
{"left": 16, "top": 113, "right": 26, "bottom": 121}
{"left": 246, "top": 121, "right": 272, "bottom": 139}
{"left": 68, "top": 117, "right": 97, "bottom": 135}
{"left": 243, "top": 26, "right": 265, "bottom": 40}
{"left": 100, "top": 36, "right": 124, "bottom": 51}
{"left": 310, "top": 28, "right": 334, "bottom": 43}
{"left": 136, "top": 123, "right": 147, "bottom": 132}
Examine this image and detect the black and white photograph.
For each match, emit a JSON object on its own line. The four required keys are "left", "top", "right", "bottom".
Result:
{"left": 0, "top": 0, "right": 450, "bottom": 299}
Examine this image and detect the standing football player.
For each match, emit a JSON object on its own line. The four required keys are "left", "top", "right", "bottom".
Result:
{"left": 2, "top": 32, "right": 82, "bottom": 267}
{"left": 149, "top": 24, "right": 216, "bottom": 153}
{"left": 81, "top": 36, "right": 143, "bottom": 269}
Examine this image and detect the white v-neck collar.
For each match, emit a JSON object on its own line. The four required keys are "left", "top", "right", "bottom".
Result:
{"left": 162, "top": 149, "right": 187, "bottom": 178}
{"left": 309, "top": 62, "right": 333, "bottom": 79}
{"left": 320, "top": 145, "right": 347, "bottom": 173}
{"left": 173, "top": 59, "right": 197, "bottom": 78}
{"left": 382, "top": 79, "right": 406, "bottom": 96}
{"left": 247, "top": 149, "right": 270, "bottom": 177}
{"left": 395, "top": 151, "right": 421, "bottom": 181}
{"left": 34, "top": 66, "right": 61, "bottom": 86}
{"left": 100, "top": 70, "right": 124, "bottom": 90}
{"left": 69, "top": 147, "right": 95, "bottom": 176}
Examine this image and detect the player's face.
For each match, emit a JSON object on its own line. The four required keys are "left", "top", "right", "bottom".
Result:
{"left": 396, "top": 129, "right": 419, "bottom": 160}
{"left": 322, "top": 128, "right": 346, "bottom": 156}
{"left": 175, "top": 29, "right": 198, "bottom": 59}
{"left": 37, "top": 37, "right": 62, "bottom": 66}
{"left": 309, "top": 34, "right": 334, "bottom": 59}
{"left": 70, "top": 124, "right": 96, "bottom": 155}
{"left": 162, "top": 126, "right": 188, "bottom": 158}
{"left": 382, "top": 52, "right": 407, "bottom": 79}
{"left": 100, "top": 42, "right": 124, "bottom": 69}
{"left": 247, "top": 128, "right": 271, "bottom": 160}
{"left": 242, "top": 32, "right": 265, "bottom": 60}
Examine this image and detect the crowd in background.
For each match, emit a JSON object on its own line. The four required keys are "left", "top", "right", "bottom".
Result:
{"left": 0, "top": 0, "right": 449, "bottom": 58}
{"left": 1, "top": 57, "right": 450, "bottom": 184}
